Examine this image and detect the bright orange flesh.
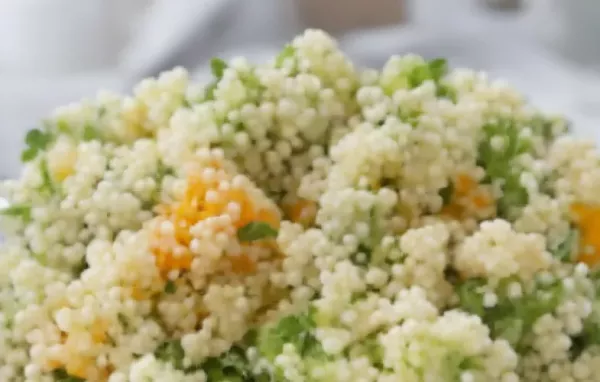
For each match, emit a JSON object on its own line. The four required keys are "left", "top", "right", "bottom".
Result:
{"left": 571, "top": 202, "right": 600, "bottom": 267}
{"left": 151, "top": 163, "right": 280, "bottom": 277}
{"left": 441, "top": 173, "right": 494, "bottom": 219}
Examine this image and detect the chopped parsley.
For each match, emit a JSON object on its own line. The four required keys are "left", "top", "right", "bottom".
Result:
{"left": 237, "top": 221, "right": 278, "bottom": 242}
{"left": 22, "top": 128, "right": 53, "bottom": 162}
{"left": 0, "top": 203, "right": 31, "bottom": 222}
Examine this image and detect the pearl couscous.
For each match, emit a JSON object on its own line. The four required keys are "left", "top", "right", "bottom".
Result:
{"left": 1, "top": 30, "right": 600, "bottom": 381}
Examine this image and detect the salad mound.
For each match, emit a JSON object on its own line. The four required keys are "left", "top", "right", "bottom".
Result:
{"left": 1, "top": 29, "right": 600, "bottom": 381}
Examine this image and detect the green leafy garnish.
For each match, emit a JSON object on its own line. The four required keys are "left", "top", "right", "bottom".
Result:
{"left": 52, "top": 369, "right": 85, "bottom": 382}
{"left": 38, "top": 159, "right": 57, "bottom": 194}
{"left": 257, "top": 311, "right": 323, "bottom": 362}
{"left": 155, "top": 339, "right": 185, "bottom": 370}
{"left": 237, "top": 221, "right": 278, "bottom": 242}
{"left": 552, "top": 227, "right": 579, "bottom": 262}
{"left": 437, "top": 83, "right": 457, "bottom": 101}
{"left": 82, "top": 123, "right": 101, "bottom": 141}
{"left": 0, "top": 204, "right": 31, "bottom": 222}
{"left": 478, "top": 119, "right": 532, "bottom": 219}
{"left": 211, "top": 58, "right": 228, "bottom": 79}
{"left": 492, "top": 316, "right": 524, "bottom": 347}
{"left": 202, "top": 57, "right": 229, "bottom": 101}
{"left": 202, "top": 347, "right": 251, "bottom": 382}
{"left": 275, "top": 45, "right": 296, "bottom": 69}
{"left": 428, "top": 58, "right": 448, "bottom": 82}
{"left": 204, "top": 82, "right": 218, "bottom": 101}
{"left": 571, "top": 303, "right": 600, "bottom": 359}
{"left": 457, "top": 276, "right": 564, "bottom": 349}
{"left": 22, "top": 128, "right": 53, "bottom": 162}
{"left": 456, "top": 278, "right": 487, "bottom": 317}
{"left": 56, "top": 120, "right": 70, "bottom": 134}
{"left": 407, "top": 58, "right": 449, "bottom": 89}
{"left": 165, "top": 280, "right": 176, "bottom": 294}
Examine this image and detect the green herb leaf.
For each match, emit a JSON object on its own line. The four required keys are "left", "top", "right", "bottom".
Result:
{"left": 407, "top": 58, "right": 449, "bottom": 89}
{"left": 492, "top": 317, "right": 523, "bottom": 347}
{"left": 38, "top": 159, "right": 56, "bottom": 194}
{"left": 56, "top": 120, "right": 70, "bottom": 134}
{"left": 22, "top": 128, "right": 53, "bottom": 162}
{"left": 211, "top": 58, "right": 228, "bottom": 79}
{"left": 21, "top": 147, "right": 37, "bottom": 162}
{"left": 407, "top": 65, "right": 431, "bottom": 88}
{"left": 52, "top": 369, "right": 85, "bottom": 382}
{"left": 437, "top": 83, "right": 457, "bottom": 101}
{"left": 26, "top": 128, "right": 52, "bottom": 148}
{"left": 202, "top": 347, "right": 251, "bottom": 381}
{"left": 428, "top": 58, "right": 448, "bottom": 82}
{"left": 155, "top": 339, "right": 185, "bottom": 370}
{"left": 257, "top": 311, "right": 322, "bottom": 362}
{"left": 275, "top": 45, "right": 296, "bottom": 68}
{"left": 82, "top": 123, "right": 101, "bottom": 141}
{"left": 456, "top": 278, "right": 486, "bottom": 317}
{"left": 552, "top": 227, "right": 579, "bottom": 262}
{"left": 477, "top": 118, "right": 532, "bottom": 219}
{"left": 165, "top": 280, "right": 176, "bottom": 294}
{"left": 204, "top": 82, "right": 218, "bottom": 101}
{"left": 0, "top": 204, "right": 31, "bottom": 222}
{"left": 237, "top": 221, "right": 278, "bottom": 242}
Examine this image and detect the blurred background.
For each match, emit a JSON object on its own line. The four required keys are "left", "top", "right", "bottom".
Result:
{"left": 1, "top": 0, "right": 600, "bottom": 179}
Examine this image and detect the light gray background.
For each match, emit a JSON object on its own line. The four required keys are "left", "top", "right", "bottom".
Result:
{"left": 1, "top": 0, "right": 599, "bottom": 179}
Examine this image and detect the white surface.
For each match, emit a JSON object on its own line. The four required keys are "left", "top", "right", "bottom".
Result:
{"left": 0, "top": 0, "right": 147, "bottom": 74}
{"left": 528, "top": 0, "right": 600, "bottom": 67}
{"left": 1, "top": 0, "right": 600, "bottom": 179}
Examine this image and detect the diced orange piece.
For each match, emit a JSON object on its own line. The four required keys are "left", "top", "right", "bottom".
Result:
{"left": 229, "top": 253, "right": 257, "bottom": 274}
{"left": 256, "top": 208, "right": 280, "bottom": 229}
{"left": 472, "top": 191, "right": 492, "bottom": 209}
{"left": 151, "top": 167, "right": 279, "bottom": 278}
{"left": 571, "top": 202, "right": 600, "bottom": 268}
{"left": 441, "top": 203, "right": 463, "bottom": 219}
{"left": 287, "top": 199, "right": 316, "bottom": 226}
{"left": 131, "top": 285, "right": 148, "bottom": 301}
{"left": 90, "top": 320, "right": 107, "bottom": 343}
{"left": 66, "top": 357, "right": 92, "bottom": 380}
{"left": 455, "top": 174, "right": 477, "bottom": 195}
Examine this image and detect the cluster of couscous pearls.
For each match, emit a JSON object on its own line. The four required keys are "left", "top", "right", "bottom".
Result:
{"left": 1, "top": 29, "right": 600, "bottom": 381}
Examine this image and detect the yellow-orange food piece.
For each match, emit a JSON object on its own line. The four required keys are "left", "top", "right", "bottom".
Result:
{"left": 151, "top": 163, "right": 280, "bottom": 277}
{"left": 286, "top": 198, "right": 317, "bottom": 227}
{"left": 571, "top": 202, "right": 600, "bottom": 268}
{"left": 441, "top": 173, "right": 494, "bottom": 219}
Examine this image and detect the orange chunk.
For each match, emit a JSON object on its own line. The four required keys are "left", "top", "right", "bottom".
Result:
{"left": 229, "top": 253, "right": 257, "bottom": 274}
{"left": 286, "top": 199, "right": 317, "bottom": 227}
{"left": 150, "top": 163, "right": 281, "bottom": 277}
{"left": 90, "top": 320, "right": 107, "bottom": 343}
{"left": 472, "top": 191, "right": 493, "bottom": 209}
{"left": 571, "top": 202, "right": 600, "bottom": 268}
{"left": 455, "top": 174, "right": 477, "bottom": 195}
{"left": 441, "top": 173, "right": 494, "bottom": 219}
